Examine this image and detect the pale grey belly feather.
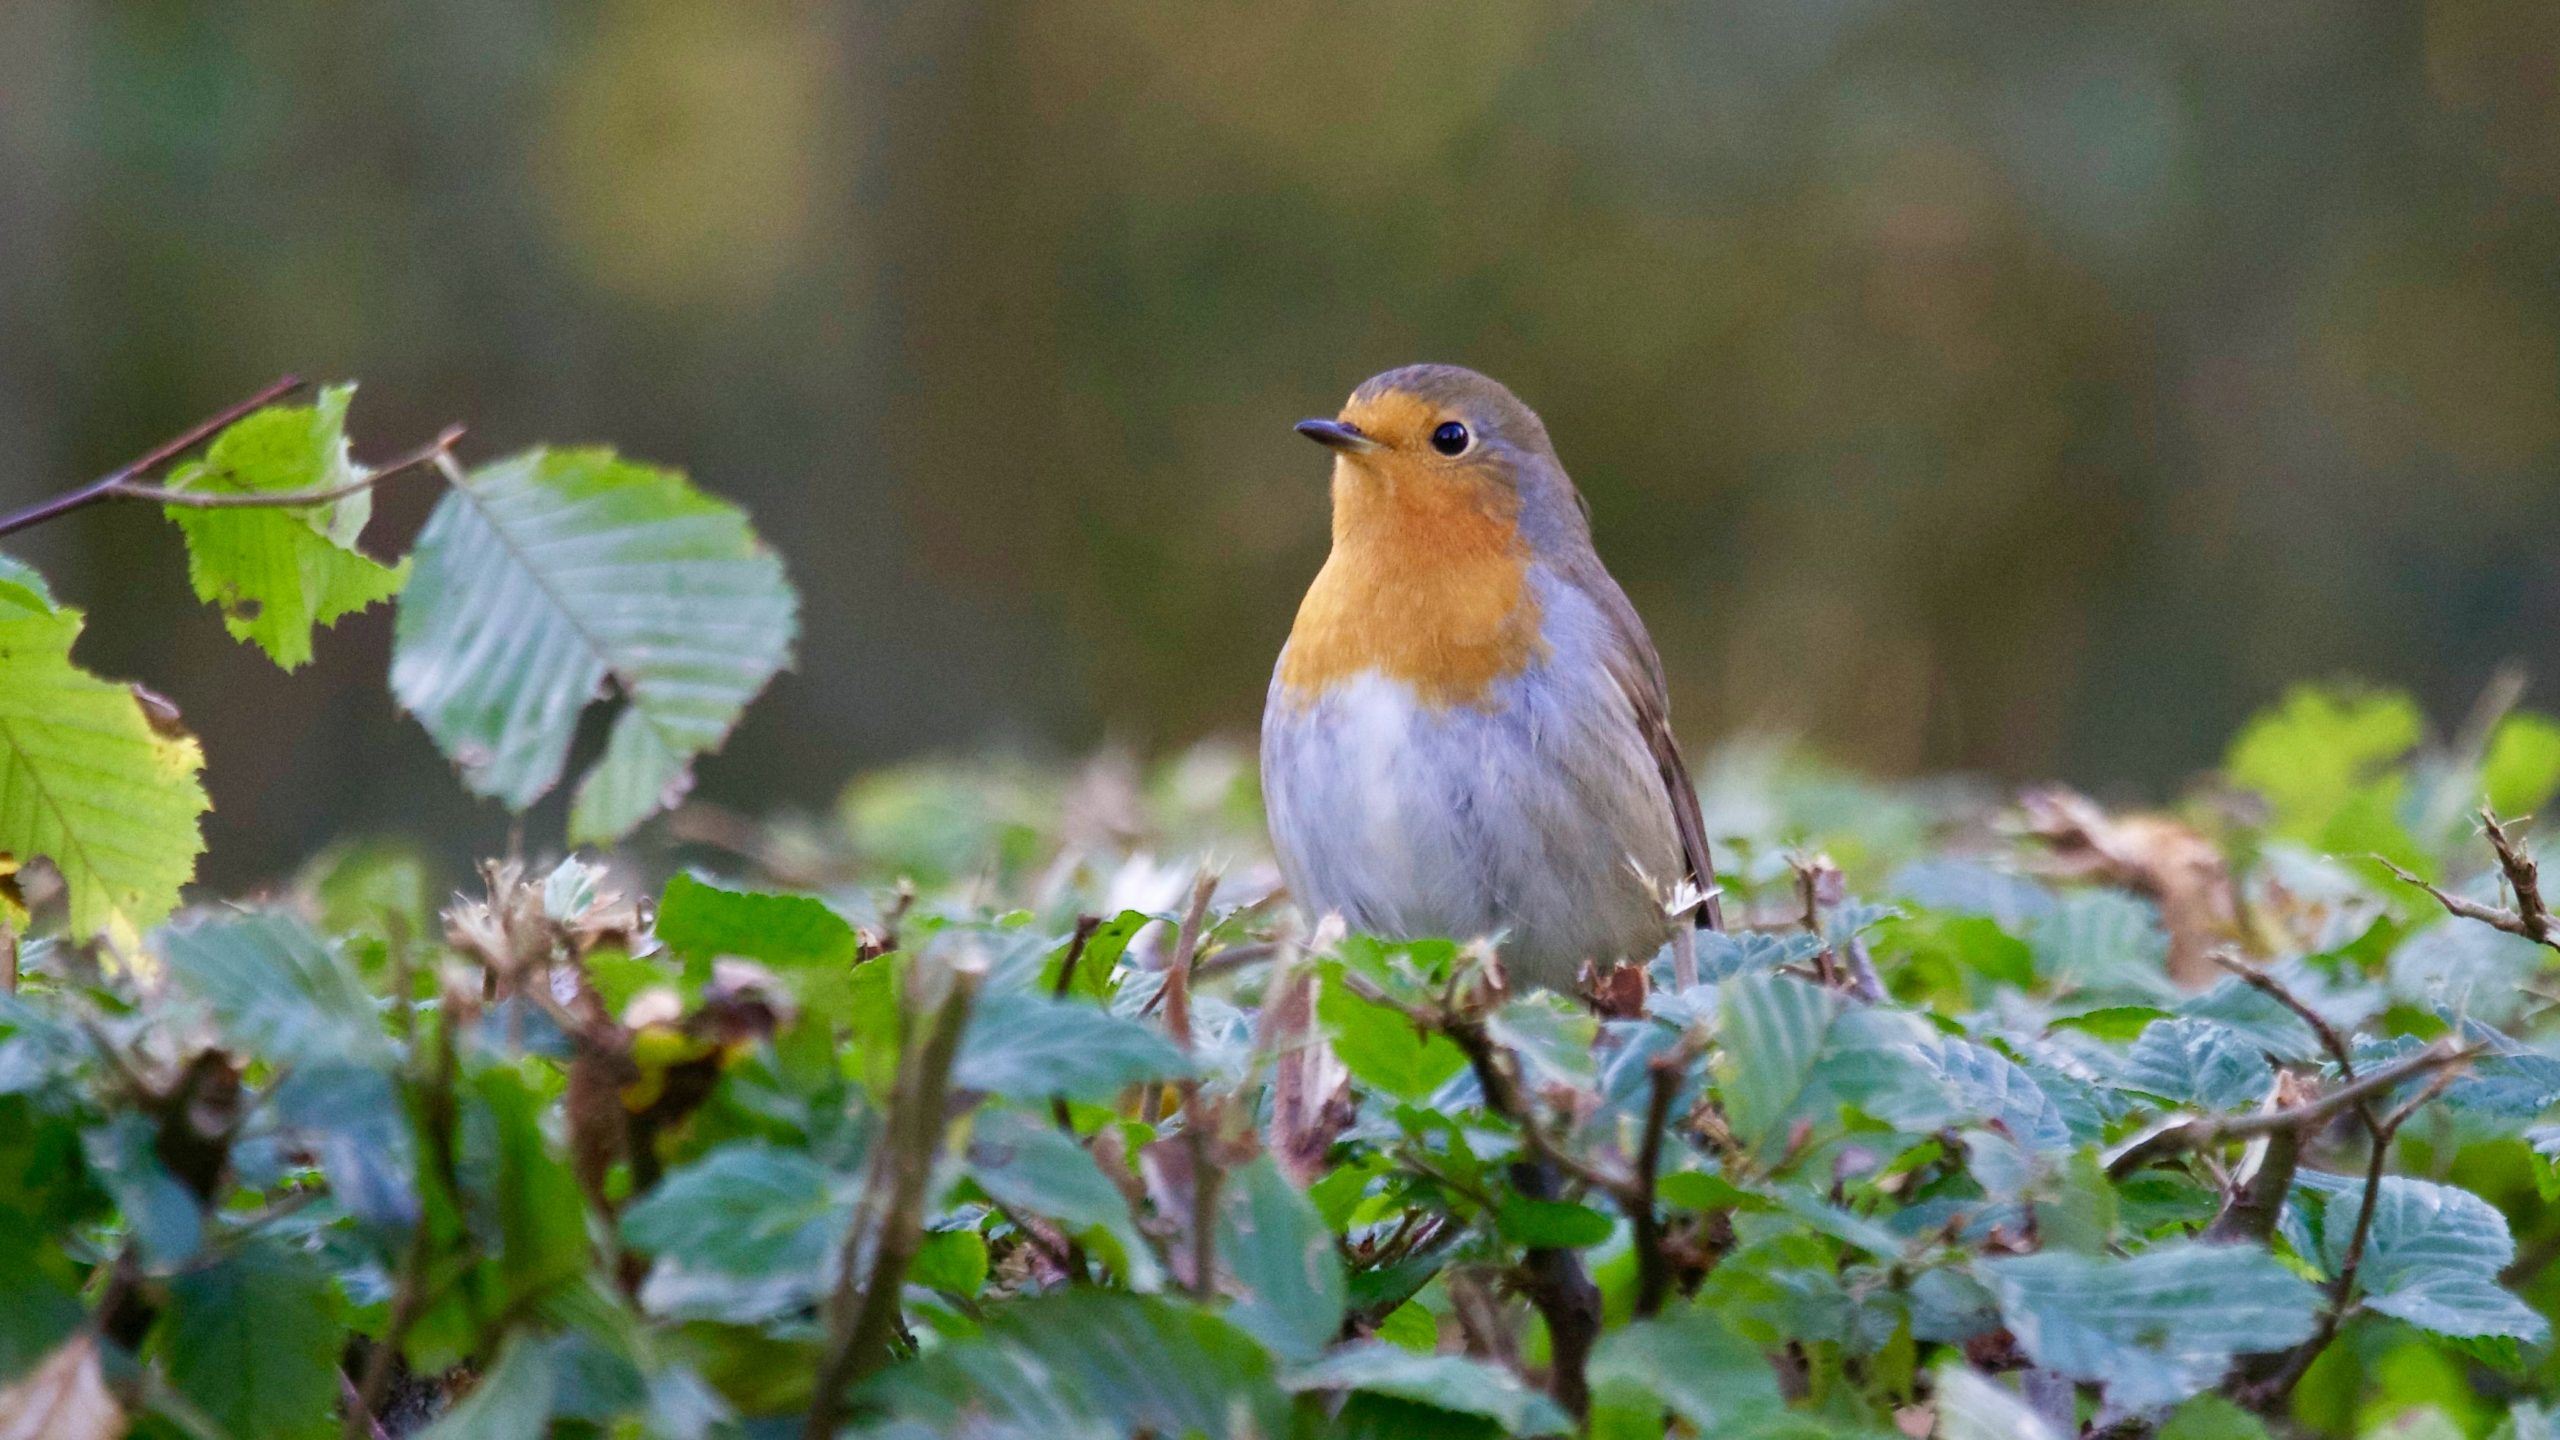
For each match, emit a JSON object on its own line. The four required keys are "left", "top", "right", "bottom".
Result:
{"left": 1260, "top": 662, "right": 1680, "bottom": 990}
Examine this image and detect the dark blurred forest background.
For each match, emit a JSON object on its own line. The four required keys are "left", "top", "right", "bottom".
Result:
{"left": 3, "top": 1, "right": 2557, "bottom": 886}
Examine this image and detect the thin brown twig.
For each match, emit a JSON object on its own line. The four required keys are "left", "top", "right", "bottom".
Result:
{"left": 114, "top": 425, "right": 465, "bottom": 510}
{"left": 2104, "top": 1041, "right": 2480, "bottom": 1180}
{"left": 2239, "top": 1061, "right": 2465, "bottom": 1406}
{"left": 1162, "top": 871, "right": 1223, "bottom": 1301}
{"left": 0, "top": 376, "right": 303, "bottom": 539}
{"left": 2382, "top": 809, "right": 2557, "bottom": 952}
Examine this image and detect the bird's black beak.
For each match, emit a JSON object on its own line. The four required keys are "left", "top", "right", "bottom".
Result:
{"left": 1295, "top": 418, "right": 1379, "bottom": 454}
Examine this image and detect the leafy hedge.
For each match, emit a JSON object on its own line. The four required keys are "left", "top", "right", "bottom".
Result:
{"left": 6, "top": 386, "right": 2560, "bottom": 1439}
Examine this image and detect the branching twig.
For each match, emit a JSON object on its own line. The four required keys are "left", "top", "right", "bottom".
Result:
{"left": 2383, "top": 809, "right": 2557, "bottom": 952}
{"left": 806, "top": 962, "right": 980, "bottom": 1440}
{"left": 0, "top": 380, "right": 461, "bottom": 544}
{"left": 2238, "top": 1062, "right": 2464, "bottom": 1407}
{"left": 111, "top": 424, "right": 465, "bottom": 510}
{"left": 2104, "top": 1041, "right": 2479, "bottom": 1180}
{"left": 0, "top": 376, "right": 302, "bottom": 539}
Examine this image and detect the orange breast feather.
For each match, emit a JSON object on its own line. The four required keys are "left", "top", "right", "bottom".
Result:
{"left": 1277, "top": 465, "right": 1545, "bottom": 709}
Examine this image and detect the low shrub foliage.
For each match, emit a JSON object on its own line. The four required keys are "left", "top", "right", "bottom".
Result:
{"left": 4, "top": 385, "right": 2560, "bottom": 1438}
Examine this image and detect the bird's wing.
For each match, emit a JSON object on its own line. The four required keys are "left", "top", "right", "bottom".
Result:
{"left": 1576, "top": 557, "right": 1725, "bottom": 932}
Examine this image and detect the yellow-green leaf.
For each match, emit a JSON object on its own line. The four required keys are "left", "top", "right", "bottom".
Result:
{"left": 163, "top": 384, "right": 408, "bottom": 670}
{"left": 0, "top": 567, "right": 208, "bottom": 941}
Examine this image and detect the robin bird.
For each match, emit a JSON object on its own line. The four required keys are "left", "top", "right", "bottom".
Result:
{"left": 1261, "top": 364, "right": 1723, "bottom": 992}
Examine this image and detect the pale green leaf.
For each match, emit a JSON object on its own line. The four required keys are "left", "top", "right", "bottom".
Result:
{"left": 2308, "top": 1173, "right": 2548, "bottom": 1342}
{"left": 389, "top": 447, "right": 796, "bottom": 843}
{"left": 162, "top": 385, "right": 407, "bottom": 670}
{"left": 418, "top": 1331, "right": 558, "bottom": 1440}
{"left": 1590, "top": 1305, "right": 1784, "bottom": 1434}
{"left": 1219, "top": 1155, "right": 1345, "bottom": 1363}
{"left": 965, "top": 1108, "right": 1163, "bottom": 1291}
{"left": 955, "top": 989, "right": 1190, "bottom": 1103}
{"left": 1714, "top": 971, "right": 1841, "bottom": 1155}
{"left": 2227, "top": 685, "right": 2422, "bottom": 843}
{"left": 1982, "top": 1241, "right": 2320, "bottom": 1412}
{"left": 159, "top": 910, "right": 390, "bottom": 1070}
{"left": 1932, "top": 1364, "right": 2063, "bottom": 1440}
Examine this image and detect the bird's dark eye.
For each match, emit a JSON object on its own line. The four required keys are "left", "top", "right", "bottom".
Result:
{"left": 1429, "top": 421, "right": 1470, "bottom": 456}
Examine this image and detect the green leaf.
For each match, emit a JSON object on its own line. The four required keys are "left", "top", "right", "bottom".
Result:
{"left": 2029, "top": 891, "right": 2177, "bottom": 1000}
{"left": 0, "top": 575, "right": 208, "bottom": 940}
{"left": 467, "top": 1065, "right": 589, "bottom": 1311}
{"left": 1316, "top": 969, "right": 1466, "bottom": 1101}
{"left": 1713, "top": 971, "right": 1841, "bottom": 1156}
{"left": 622, "top": 1142, "right": 843, "bottom": 1278}
{"left": 1043, "top": 910, "right": 1148, "bottom": 1003}
{"left": 2485, "top": 714, "right": 2560, "bottom": 819}
{"left": 2123, "top": 1017, "right": 2275, "bottom": 1112}
{"left": 1982, "top": 1241, "right": 2320, "bottom": 1411}
{"left": 954, "top": 989, "right": 1190, "bottom": 1104}
{"left": 2228, "top": 685, "right": 2423, "bottom": 843}
{"left": 159, "top": 911, "right": 390, "bottom": 1070}
{"left": 1283, "top": 1345, "right": 1571, "bottom": 1437}
{"left": 390, "top": 447, "right": 796, "bottom": 844}
{"left": 656, "top": 873, "right": 857, "bottom": 966}
{"left": 161, "top": 386, "right": 407, "bottom": 670}
{"left": 913, "top": 1228, "right": 990, "bottom": 1298}
{"left": 418, "top": 1331, "right": 558, "bottom": 1440}
{"left": 2313, "top": 1173, "right": 2549, "bottom": 1342}
{"left": 1494, "top": 1193, "right": 1615, "bottom": 1248}
{"left": 152, "top": 1239, "right": 341, "bottom": 1440}
{"left": 967, "top": 1108, "right": 1162, "bottom": 1290}
{"left": 1219, "top": 1155, "right": 1346, "bottom": 1362}
{"left": 2158, "top": 1393, "right": 2277, "bottom": 1440}
{"left": 855, "top": 1291, "right": 1287, "bottom": 1438}
{"left": 1589, "top": 1304, "right": 1785, "bottom": 1434}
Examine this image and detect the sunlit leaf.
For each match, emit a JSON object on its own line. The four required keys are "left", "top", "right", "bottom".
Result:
{"left": 0, "top": 572, "right": 207, "bottom": 940}
{"left": 161, "top": 385, "right": 406, "bottom": 670}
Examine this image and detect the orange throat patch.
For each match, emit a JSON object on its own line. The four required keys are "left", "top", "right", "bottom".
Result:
{"left": 1277, "top": 460, "right": 1545, "bottom": 709}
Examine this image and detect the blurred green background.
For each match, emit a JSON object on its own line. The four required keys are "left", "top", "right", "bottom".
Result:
{"left": 4, "top": 0, "right": 2558, "bottom": 885}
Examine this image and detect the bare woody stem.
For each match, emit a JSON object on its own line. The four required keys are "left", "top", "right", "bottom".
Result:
{"left": 2104, "top": 1040, "right": 2479, "bottom": 1181}
{"left": 116, "top": 425, "right": 467, "bottom": 509}
{"left": 1162, "top": 870, "right": 1223, "bottom": 1301}
{"left": 0, "top": 376, "right": 302, "bottom": 539}
{"left": 2383, "top": 809, "right": 2557, "bottom": 952}
{"left": 805, "top": 963, "right": 980, "bottom": 1440}
{"left": 0, "top": 376, "right": 464, "bottom": 540}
